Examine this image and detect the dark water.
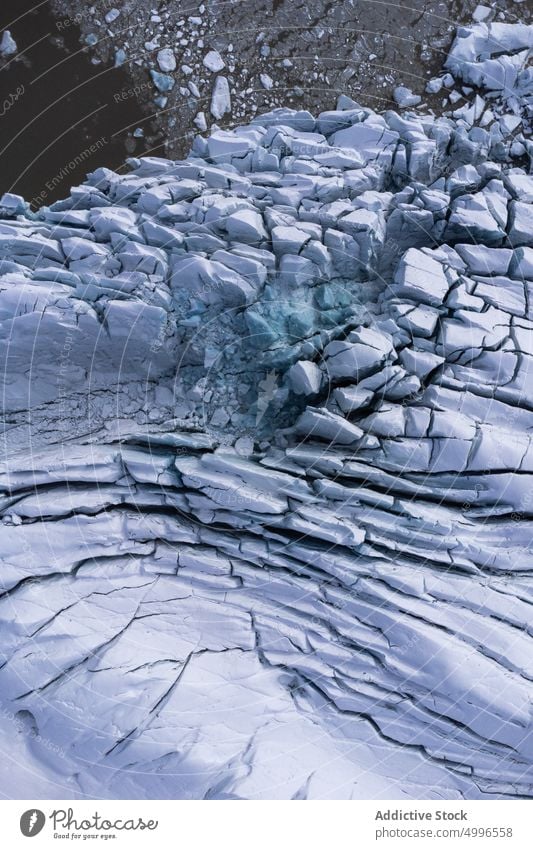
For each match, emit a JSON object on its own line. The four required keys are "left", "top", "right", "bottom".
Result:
{"left": 0, "top": 0, "right": 163, "bottom": 208}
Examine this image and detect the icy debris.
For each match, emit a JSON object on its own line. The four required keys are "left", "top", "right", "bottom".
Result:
{"left": 157, "top": 48, "right": 176, "bottom": 72}
{"left": 194, "top": 111, "right": 207, "bottom": 131}
{"left": 203, "top": 50, "right": 225, "bottom": 72}
{"left": 393, "top": 85, "right": 422, "bottom": 107}
{"left": 104, "top": 8, "right": 121, "bottom": 24}
{"left": 472, "top": 5, "right": 491, "bottom": 21}
{"left": 260, "top": 73, "right": 274, "bottom": 90}
{"left": 426, "top": 77, "right": 443, "bottom": 94}
{"left": 210, "top": 76, "right": 231, "bottom": 119}
{"left": 0, "top": 30, "right": 17, "bottom": 57}
{"left": 0, "top": 193, "right": 26, "bottom": 216}
{"left": 150, "top": 70, "right": 175, "bottom": 92}
{"left": 445, "top": 21, "right": 533, "bottom": 131}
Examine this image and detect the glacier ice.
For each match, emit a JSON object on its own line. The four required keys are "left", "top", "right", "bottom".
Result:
{"left": 0, "top": 21, "right": 533, "bottom": 800}
{"left": 0, "top": 30, "right": 17, "bottom": 58}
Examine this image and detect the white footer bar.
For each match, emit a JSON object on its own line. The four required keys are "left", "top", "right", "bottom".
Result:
{"left": 2, "top": 799, "right": 532, "bottom": 848}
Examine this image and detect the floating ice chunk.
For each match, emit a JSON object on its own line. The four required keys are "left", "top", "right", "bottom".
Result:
{"left": 426, "top": 77, "right": 443, "bottom": 94}
{"left": 393, "top": 86, "right": 422, "bottom": 107}
{"left": 157, "top": 48, "right": 176, "bottom": 72}
{"left": 203, "top": 50, "right": 225, "bottom": 72}
{"left": 150, "top": 70, "right": 175, "bottom": 92}
{"left": 0, "top": 193, "right": 26, "bottom": 216}
{"left": 210, "top": 76, "right": 231, "bottom": 119}
{"left": 472, "top": 5, "right": 491, "bottom": 21}
{"left": 0, "top": 30, "right": 17, "bottom": 57}
{"left": 260, "top": 73, "right": 274, "bottom": 90}
{"left": 105, "top": 8, "right": 120, "bottom": 24}
{"left": 194, "top": 112, "right": 207, "bottom": 131}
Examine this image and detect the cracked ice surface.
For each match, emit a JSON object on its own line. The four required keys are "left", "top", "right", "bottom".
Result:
{"left": 1, "top": 23, "right": 533, "bottom": 800}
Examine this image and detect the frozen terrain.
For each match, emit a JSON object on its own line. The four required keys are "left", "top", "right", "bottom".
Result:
{"left": 50, "top": 0, "right": 531, "bottom": 160}
{"left": 0, "top": 20, "right": 532, "bottom": 799}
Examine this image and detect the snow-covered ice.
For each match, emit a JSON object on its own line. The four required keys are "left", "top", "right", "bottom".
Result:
{"left": 0, "top": 19, "right": 532, "bottom": 801}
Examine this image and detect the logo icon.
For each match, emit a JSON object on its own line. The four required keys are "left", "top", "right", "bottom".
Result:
{"left": 20, "top": 810, "right": 45, "bottom": 837}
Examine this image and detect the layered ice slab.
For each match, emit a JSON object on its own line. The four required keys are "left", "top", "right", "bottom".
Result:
{"left": 0, "top": 23, "right": 533, "bottom": 800}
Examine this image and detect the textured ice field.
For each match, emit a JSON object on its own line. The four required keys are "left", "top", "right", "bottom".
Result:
{"left": 0, "top": 22, "right": 532, "bottom": 799}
